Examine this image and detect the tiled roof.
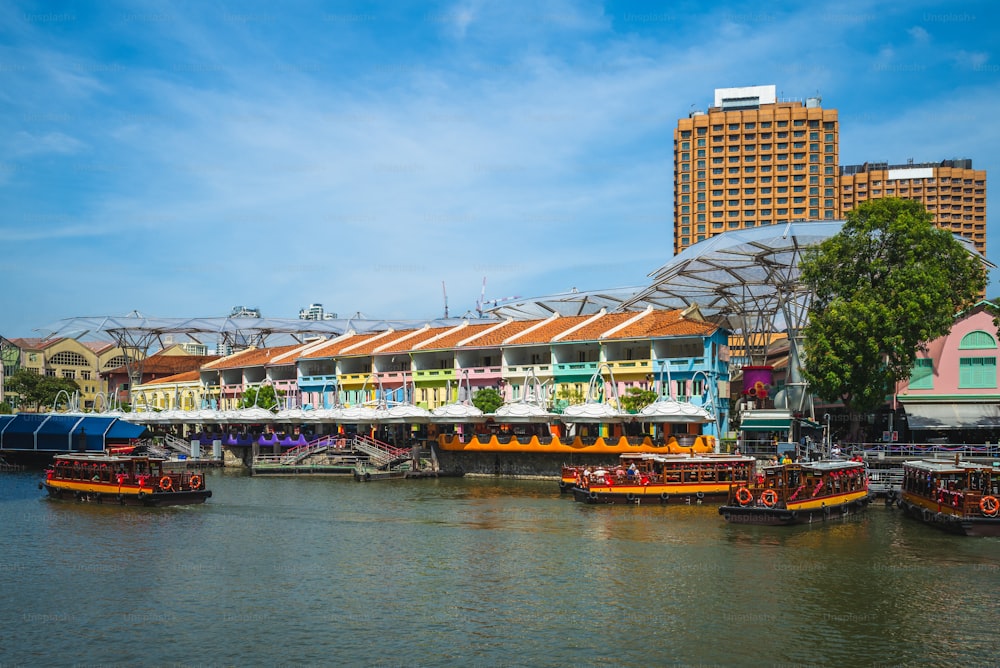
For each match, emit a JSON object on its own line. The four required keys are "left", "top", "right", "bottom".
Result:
{"left": 416, "top": 322, "right": 499, "bottom": 351}
{"left": 557, "top": 312, "right": 639, "bottom": 342}
{"left": 609, "top": 309, "right": 716, "bottom": 339}
{"left": 511, "top": 315, "right": 593, "bottom": 344}
{"left": 9, "top": 337, "right": 58, "bottom": 350}
{"left": 457, "top": 320, "right": 536, "bottom": 348}
{"left": 206, "top": 345, "right": 300, "bottom": 370}
{"left": 343, "top": 330, "right": 422, "bottom": 356}
{"left": 298, "top": 333, "right": 371, "bottom": 359}
{"left": 145, "top": 370, "right": 202, "bottom": 384}
{"left": 105, "top": 354, "right": 219, "bottom": 375}
{"left": 376, "top": 326, "right": 455, "bottom": 354}
{"left": 81, "top": 340, "right": 115, "bottom": 354}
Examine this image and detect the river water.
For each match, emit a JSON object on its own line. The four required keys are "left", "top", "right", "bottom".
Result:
{"left": 1, "top": 468, "right": 998, "bottom": 667}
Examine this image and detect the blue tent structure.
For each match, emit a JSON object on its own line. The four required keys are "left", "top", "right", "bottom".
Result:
{"left": 0, "top": 414, "right": 148, "bottom": 453}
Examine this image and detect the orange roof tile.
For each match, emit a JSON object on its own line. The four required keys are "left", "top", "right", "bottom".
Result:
{"left": 105, "top": 354, "right": 219, "bottom": 375}
{"left": 146, "top": 370, "right": 202, "bottom": 385}
{"left": 344, "top": 329, "right": 424, "bottom": 356}
{"left": 557, "top": 312, "right": 639, "bottom": 342}
{"left": 298, "top": 333, "right": 366, "bottom": 359}
{"left": 457, "top": 320, "right": 536, "bottom": 348}
{"left": 376, "top": 326, "right": 456, "bottom": 354}
{"left": 416, "top": 322, "right": 499, "bottom": 351}
{"left": 608, "top": 309, "right": 717, "bottom": 339}
{"left": 511, "top": 315, "right": 592, "bottom": 345}
{"left": 207, "top": 345, "right": 300, "bottom": 370}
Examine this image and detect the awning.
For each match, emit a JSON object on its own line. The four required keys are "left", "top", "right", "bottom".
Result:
{"left": 0, "top": 414, "right": 149, "bottom": 451}
{"left": 739, "top": 410, "right": 792, "bottom": 432}
{"left": 903, "top": 402, "right": 1000, "bottom": 430}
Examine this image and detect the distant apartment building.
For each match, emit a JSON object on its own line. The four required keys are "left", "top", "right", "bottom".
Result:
{"left": 839, "top": 159, "right": 987, "bottom": 254}
{"left": 229, "top": 305, "right": 261, "bottom": 318}
{"left": 299, "top": 303, "right": 337, "bottom": 321}
{"left": 674, "top": 84, "right": 840, "bottom": 254}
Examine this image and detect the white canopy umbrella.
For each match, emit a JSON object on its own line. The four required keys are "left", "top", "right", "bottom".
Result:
{"left": 430, "top": 402, "right": 486, "bottom": 423}
{"left": 561, "top": 402, "right": 627, "bottom": 423}
{"left": 225, "top": 406, "right": 277, "bottom": 423}
{"left": 380, "top": 404, "right": 433, "bottom": 424}
{"left": 338, "top": 406, "right": 384, "bottom": 423}
{"left": 491, "top": 402, "right": 555, "bottom": 423}
{"left": 637, "top": 399, "right": 713, "bottom": 423}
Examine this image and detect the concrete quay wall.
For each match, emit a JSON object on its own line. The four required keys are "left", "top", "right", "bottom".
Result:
{"left": 431, "top": 446, "right": 624, "bottom": 480}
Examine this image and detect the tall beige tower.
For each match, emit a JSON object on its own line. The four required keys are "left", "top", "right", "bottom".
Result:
{"left": 674, "top": 85, "right": 840, "bottom": 255}
{"left": 839, "top": 159, "right": 986, "bottom": 254}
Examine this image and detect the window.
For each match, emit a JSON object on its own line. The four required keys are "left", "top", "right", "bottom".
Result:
{"left": 960, "top": 331, "right": 997, "bottom": 349}
{"left": 51, "top": 351, "right": 89, "bottom": 366}
{"left": 959, "top": 357, "right": 997, "bottom": 389}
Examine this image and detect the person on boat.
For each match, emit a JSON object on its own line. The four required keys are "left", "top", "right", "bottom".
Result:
{"left": 627, "top": 462, "right": 638, "bottom": 480}
{"left": 781, "top": 454, "right": 792, "bottom": 465}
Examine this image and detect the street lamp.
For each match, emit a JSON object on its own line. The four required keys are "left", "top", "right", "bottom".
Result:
{"left": 691, "top": 369, "right": 720, "bottom": 452}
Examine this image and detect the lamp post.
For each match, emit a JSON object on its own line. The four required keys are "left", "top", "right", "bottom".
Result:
{"left": 691, "top": 369, "right": 720, "bottom": 452}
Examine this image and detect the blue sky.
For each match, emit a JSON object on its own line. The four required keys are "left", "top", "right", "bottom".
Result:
{"left": 2, "top": 0, "right": 999, "bottom": 337}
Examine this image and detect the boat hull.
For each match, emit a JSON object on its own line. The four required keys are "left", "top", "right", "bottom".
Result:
{"left": 572, "top": 484, "right": 727, "bottom": 505}
{"left": 719, "top": 494, "right": 871, "bottom": 526}
{"left": 42, "top": 482, "right": 211, "bottom": 507}
{"left": 898, "top": 496, "right": 1000, "bottom": 537}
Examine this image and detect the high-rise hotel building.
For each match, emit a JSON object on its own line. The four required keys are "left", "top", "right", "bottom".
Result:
{"left": 673, "top": 84, "right": 840, "bottom": 254}
{"left": 839, "top": 159, "right": 986, "bottom": 254}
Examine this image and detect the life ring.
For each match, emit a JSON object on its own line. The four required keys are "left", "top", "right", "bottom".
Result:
{"left": 159, "top": 476, "right": 173, "bottom": 491}
{"left": 980, "top": 495, "right": 999, "bottom": 517}
{"left": 189, "top": 475, "right": 202, "bottom": 489}
{"left": 735, "top": 487, "right": 753, "bottom": 506}
{"left": 760, "top": 490, "right": 778, "bottom": 507}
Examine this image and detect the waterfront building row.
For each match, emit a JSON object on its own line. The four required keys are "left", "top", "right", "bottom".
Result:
{"left": 129, "top": 306, "right": 733, "bottom": 437}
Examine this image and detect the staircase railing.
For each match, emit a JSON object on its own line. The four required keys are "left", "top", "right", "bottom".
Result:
{"left": 352, "top": 434, "right": 410, "bottom": 468}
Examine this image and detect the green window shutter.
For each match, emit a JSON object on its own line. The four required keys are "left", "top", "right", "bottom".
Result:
{"left": 959, "top": 357, "right": 997, "bottom": 389}
{"left": 909, "top": 358, "right": 933, "bottom": 390}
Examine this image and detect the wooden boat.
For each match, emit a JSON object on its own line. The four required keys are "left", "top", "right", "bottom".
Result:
{"left": 569, "top": 453, "right": 758, "bottom": 504}
{"left": 41, "top": 453, "right": 212, "bottom": 506}
{"left": 718, "top": 460, "right": 870, "bottom": 525}
{"left": 897, "top": 458, "right": 1000, "bottom": 536}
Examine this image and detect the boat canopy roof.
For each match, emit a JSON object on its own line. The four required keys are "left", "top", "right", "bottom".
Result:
{"left": 902, "top": 459, "right": 997, "bottom": 473}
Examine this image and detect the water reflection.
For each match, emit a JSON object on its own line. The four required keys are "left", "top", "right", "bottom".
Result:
{"left": 1, "top": 470, "right": 999, "bottom": 666}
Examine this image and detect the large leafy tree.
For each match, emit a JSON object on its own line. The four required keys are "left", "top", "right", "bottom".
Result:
{"left": 472, "top": 387, "right": 504, "bottom": 414}
{"left": 5, "top": 370, "right": 81, "bottom": 411}
{"left": 239, "top": 384, "right": 282, "bottom": 410}
{"left": 800, "top": 198, "right": 986, "bottom": 422}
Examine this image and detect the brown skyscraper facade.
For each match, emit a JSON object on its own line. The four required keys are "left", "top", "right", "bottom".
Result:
{"left": 673, "top": 85, "right": 840, "bottom": 254}
{"left": 839, "top": 159, "right": 986, "bottom": 254}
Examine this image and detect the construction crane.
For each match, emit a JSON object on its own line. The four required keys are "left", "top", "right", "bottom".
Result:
{"left": 442, "top": 281, "right": 449, "bottom": 319}
{"left": 476, "top": 276, "right": 519, "bottom": 317}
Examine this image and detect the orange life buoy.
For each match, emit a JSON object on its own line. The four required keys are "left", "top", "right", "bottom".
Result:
{"left": 189, "top": 475, "right": 202, "bottom": 490}
{"left": 760, "top": 489, "right": 778, "bottom": 508}
{"left": 159, "top": 476, "right": 173, "bottom": 491}
{"left": 979, "top": 495, "right": 999, "bottom": 517}
{"left": 735, "top": 487, "right": 753, "bottom": 506}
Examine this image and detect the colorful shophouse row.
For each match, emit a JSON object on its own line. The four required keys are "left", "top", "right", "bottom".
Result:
{"left": 132, "top": 306, "right": 731, "bottom": 437}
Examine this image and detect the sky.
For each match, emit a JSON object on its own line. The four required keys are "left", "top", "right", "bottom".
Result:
{"left": 2, "top": 0, "right": 999, "bottom": 337}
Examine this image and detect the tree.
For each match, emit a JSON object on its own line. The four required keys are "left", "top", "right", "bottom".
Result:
{"left": 5, "top": 370, "right": 80, "bottom": 411}
{"left": 550, "top": 385, "right": 585, "bottom": 414}
{"left": 800, "top": 198, "right": 986, "bottom": 426}
{"left": 471, "top": 387, "right": 504, "bottom": 414}
{"left": 239, "top": 385, "right": 282, "bottom": 410}
{"left": 620, "top": 386, "right": 657, "bottom": 414}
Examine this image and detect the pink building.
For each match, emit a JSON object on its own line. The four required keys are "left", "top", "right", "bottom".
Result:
{"left": 896, "top": 302, "right": 1000, "bottom": 441}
